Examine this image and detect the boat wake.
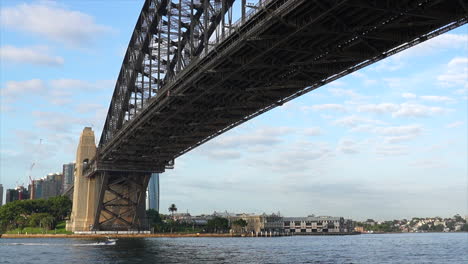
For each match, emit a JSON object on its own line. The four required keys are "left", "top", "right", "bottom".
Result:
{"left": 3, "top": 241, "right": 116, "bottom": 246}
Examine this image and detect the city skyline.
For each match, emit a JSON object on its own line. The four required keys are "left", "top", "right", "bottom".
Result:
{"left": 0, "top": 0, "right": 467, "bottom": 220}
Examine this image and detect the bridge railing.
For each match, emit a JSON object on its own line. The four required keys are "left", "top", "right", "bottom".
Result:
{"left": 201, "top": 0, "right": 276, "bottom": 61}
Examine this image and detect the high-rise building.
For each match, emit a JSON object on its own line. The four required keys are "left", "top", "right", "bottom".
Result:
{"left": 62, "top": 163, "right": 75, "bottom": 192}
{"left": 30, "top": 173, "right": 64, "bottom": 200}
{"left": 42, "top": 173, "right": 63, "bottom": 199}
{"left": 146, "top": 173, "right": 160, "bottom": 211}
{"left": 6, "top": 189, "right": 17, "bottom": 203}
{"left": 5, "top": 186, "right": 29, "bottom": 203}
{"left": 0, "top": 184, "right": 4, "bottom": 205}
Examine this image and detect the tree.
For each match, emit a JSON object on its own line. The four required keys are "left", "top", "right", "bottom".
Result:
{"left": 147, "top": 209, "right": 162, "bottom": 226}
{"left": 419, "top": 224, "right": 429, "bottom": 231}
{"left": 168, "top": 204, "right": 177, "bottom": 219}
{"left": 48, "top": 196, "right": 72, "bottom": 221}
{"left": 462, "top": 224, "right": 468, "bottom": 232}
{"left": 206, "top": 217, "right": 229, "bottom": 233}
{"left": 40, "top": 216, "right": 55, "bottom": 231}
{"left": 15, "top": 215, "right": 28, "bottom": 231}
{"left": 231, "top": 219, "right": 248, "bottom": 233}
{"left": 29, "top": 213, "right": 53, "bottom": 227}
{"left": 453, "top": 214, "right": 464, "bottom": 223}
{"left": 446, "top": 221, "right": 455, "bottom": 231}
{"left": 433, "top": 224, "right": 444, "bottom": 232}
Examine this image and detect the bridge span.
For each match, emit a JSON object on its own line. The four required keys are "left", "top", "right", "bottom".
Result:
{"left": 67, "top": 0, "right": 467, "bottom": 231}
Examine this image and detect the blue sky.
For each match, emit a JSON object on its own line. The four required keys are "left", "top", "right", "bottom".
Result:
{"left": 0, "top": 1, "right": 466, "bottom": 220}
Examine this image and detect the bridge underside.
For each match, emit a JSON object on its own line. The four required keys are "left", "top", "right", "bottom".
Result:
{"left": 93, "top": 0, "right": 466, "bottom": 174}
{"left": 71, "top": 0, "right": 466, "bottom": 231}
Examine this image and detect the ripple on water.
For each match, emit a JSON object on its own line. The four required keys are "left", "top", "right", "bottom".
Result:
{"left": 0, "top": 233, "right": 467, "bottom": 264}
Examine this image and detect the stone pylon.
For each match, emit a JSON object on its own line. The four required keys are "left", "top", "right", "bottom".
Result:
{"left": 66, "top": 127, "right": 98, "bottom": 232}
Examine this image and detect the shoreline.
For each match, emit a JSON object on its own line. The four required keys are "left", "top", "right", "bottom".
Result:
{"left": 0, "top": 233, "right": 238, "bottom": 238}
{"left": 2, "top": 231, "right": 463, "bottom": 239}
{"left": 0, "top": 232, "right": 357, "bottom": 238}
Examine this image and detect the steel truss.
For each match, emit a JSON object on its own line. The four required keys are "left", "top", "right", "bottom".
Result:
{"left": 93, "top": 172, "right": 151, "bottom": 231}
{"left": 92, "top": 0, "right": 466, "bottom": 175}
{"left": 101, "top": 0, "right": 239, "bottom": 146}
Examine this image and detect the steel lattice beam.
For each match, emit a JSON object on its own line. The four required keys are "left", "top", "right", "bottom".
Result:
{"left": 87, "top": 0, "right": 466, "bottom": 177}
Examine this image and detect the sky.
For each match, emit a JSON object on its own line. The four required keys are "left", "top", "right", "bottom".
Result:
{"left": 0, "top": 0, "right": 467, "bottom": 221}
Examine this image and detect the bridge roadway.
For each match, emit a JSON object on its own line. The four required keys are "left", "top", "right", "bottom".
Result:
{"left": 89, "top": 0, "right": 466, "bottom": 176}
{"left": 68, "top": 0, "right": 466, "bottom": 231}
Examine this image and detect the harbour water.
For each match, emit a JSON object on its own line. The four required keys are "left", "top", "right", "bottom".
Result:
{"left": 0, "top": 233, "right": 467, "bottom": 263}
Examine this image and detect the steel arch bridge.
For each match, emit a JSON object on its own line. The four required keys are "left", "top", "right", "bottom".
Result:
{"left": 68, "top": 0, "right": 467, "bottom": 232}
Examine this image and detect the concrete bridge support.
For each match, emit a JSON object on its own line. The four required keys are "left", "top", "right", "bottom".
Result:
{"left": 67, "top": 127, "right": 150, "bottom": 232}
{"left": 67, "top": 127, "right": 98, "bottom": 232}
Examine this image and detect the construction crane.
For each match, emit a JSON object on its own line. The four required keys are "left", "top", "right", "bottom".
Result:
{"left": 27, "top": 139, "right": 42, "bottom": 199}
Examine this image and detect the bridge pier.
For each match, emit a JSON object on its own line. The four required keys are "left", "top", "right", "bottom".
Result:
{"left": 93, "top": 171, "right": 150, "bottom": 231}
{"left": 67, "top": 127, "right": 98, "bottom": 232}
{"left": 67, "top": 128, "right": 151, "bottom": 232}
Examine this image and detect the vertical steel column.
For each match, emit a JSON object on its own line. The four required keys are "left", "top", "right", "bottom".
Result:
{"left": 190, "top": 0, "right": 194, "bottom": 58}
{"left": 242, "top": 0, "right": 246, "bottom": 23}
{"left": 228, "top": 7, "right": 232, "bottom": 35}
{"left": 93, "top": 172, "right": 109, "bottom": 230}
{"left": 157, "top": 22, "right": 161, "bottom": 90}
{"left": 204, "top": 0, "right": 208, "bottom": 56}
{"left": 167, "top": 4, "right": 171, "bottom": 78}
{"left": 149, "top": 51, "right": 152, "bottom": 98}
{"left": 177, "top": 1, "right": 182, "bottom": 73}
{"left": 221, "top": 0, "right": 225, "bottom": 39}
{"left": 141, "top": 62, "right": 144, "bottom": 108}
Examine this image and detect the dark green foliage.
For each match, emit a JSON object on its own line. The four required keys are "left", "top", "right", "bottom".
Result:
{"left": 146, "top": 209, "right": 162, "bottom": 226}
{"left": 232, "top": 219, "right": 248, "bottom": 228}
{"left": 206, "top": 217, "right": 229, "bottom": 233}
{"left": 462, "top": 224, "right": 468, "bottom": 232}
{"left": 362, "top": 221, "right": 401, "bottom": 233}
{"left": 0, "top": 196, "right": 72, "bottom": 232}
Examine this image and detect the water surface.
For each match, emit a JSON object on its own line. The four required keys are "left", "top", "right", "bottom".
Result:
{"left": 0, "top": 233, "right": 467, "bottom": 263}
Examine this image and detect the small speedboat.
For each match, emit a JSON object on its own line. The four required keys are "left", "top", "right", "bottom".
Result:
{"left": 98, "top": 237, "right": 117, "bottom": 245}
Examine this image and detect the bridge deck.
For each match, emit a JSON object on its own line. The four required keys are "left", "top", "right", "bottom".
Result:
{"left": 91, "top": 0, "right": 466, "bottom": 174}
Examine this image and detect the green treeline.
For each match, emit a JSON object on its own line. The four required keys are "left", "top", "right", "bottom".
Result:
{"left": 0, "top": 196, "right": 72, "bottom": 233}
{"left": 147, "top": 209, "right": 231, "bottom": 233}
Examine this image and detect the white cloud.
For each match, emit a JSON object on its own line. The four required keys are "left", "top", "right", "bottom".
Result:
{"left": 75, "top": 103, "right": 107, "bottom": 114}
{"left": 374, "top": 125, "right": 423, "bottom": 136}
{"left": 373, "top": 34, "right": 467, "bottom": 72}
{"left": 333, "top": 115, "right": 385, "bottom": 128}
{"left": 0, "top": 2, "right": 111, "bottom": 48}
{"left": 1, "top": 79, "right": 46, "bottom": 99}
{"left": 249, "top": 141, "right": 333, "bottom": 172}
{"left": 399, "top": 34, "right": 468, "bottom": 57}
{"left": 437, "top": 57, "right": 467, "bottom": 87}
{"left": 446, "top": 121, "right": 464, "bottom": 128}
{"left": 337, "top": 139, "right": 359, "bottom": 154}
{"left": 402, "top": 93, "right": 417, "bottom": 99}
{"left": 201, "top": 150, "right": 241, "bottom": 160}
{"left": 0, "top": 45, "right": 64, "bottom": 66}
{"left": 384, "top": 135, "right": 418, "bottom": 144}
{"left": 409, "top": 159, "right": 448, "bottom": 169}
{"left": 328, "top": 88, "right": 367, "bottom": 100}
{"left": 303, "top": 104, "right": 346, "bottom": 112}
{"left": 0, "top": 78, "right": 114, "bottom": 106}
{"left": 392, "top": 103, "right": 448, "bottom": 118}
{"left": 358, "top": 103, "right": 399, "bottom": 114}
{"left": 304, "top": 127, "right": 322, "bottom": 136}
{"left": 32, "top": 111, "right": 85, "bottom": 133}
{"left": 419, "top": 95, "right": 454, "bottom": 103}
{"left": 357, "top": 102, "right": 449, "bottom": 118}
{"left": 196, "top": 126, "right": 295, "bottom": 160}
{"left": 375, "top": 145, "right": 409, "bottom": 156}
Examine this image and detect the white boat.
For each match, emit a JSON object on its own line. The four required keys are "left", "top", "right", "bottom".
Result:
{"left": 97, "top": 237, "right": 117, "bottom": 245}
